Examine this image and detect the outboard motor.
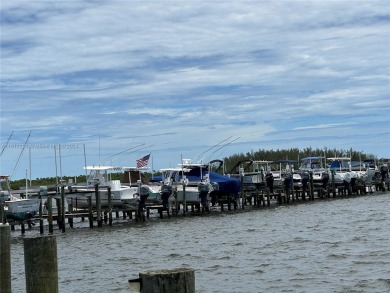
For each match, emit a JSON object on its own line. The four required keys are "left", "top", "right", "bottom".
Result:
{"left": 210, "top": 182, "right": 219, "bottom": 206}
{"left": 138, "top": 185, "right": 150, "bottom": 215}
{"left": 351, "top": 177, "right": 357, "bottom": 192}
{"left": 265, "top": 172, "right": 274, "bottom": 193}
{"left": 321, "top": 172, "right": 330, "bottom": 189}
{"left": 380, "top": 164, "right": 388, "bottom": 182}
{"left": 160, "top": 184, "right": 173, "bottom": 209}
{"left": 301, "top": 172, "right": 310, "bottom": 190}
{"left": 198, "top": 182, "right": 210, "bottom": 212}
{"left": 284, "top": 174, "right": 293, "bottom": 191}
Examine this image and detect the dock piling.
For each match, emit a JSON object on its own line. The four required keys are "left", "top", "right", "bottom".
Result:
{"left": 39, "top": 199, "right": 44, "bottom": 234}
{"left": 55, "top": 198, "right": 62, "bottom": 230}
{"left": 47, "top": 194, "right": 54, "bottom": 234}
{"left": 0, "top": 203, "right": 6, "bottom": 224}
{"left": 107, "top": 186, "right": 112, "bottom": 226}
{"left": 87, "top": 196, "right": 93, "bottom": 228}
{"left": 183, "top": 184, "right": 187, "bottom": 216}
{"left": 137, "top": 268, "right": 195, "bottom": 293}
{"left": 95, "top": 183, "right": 102, "bottom": 227}
{"left": 331, "top": 170, "right": 336, "bottom": 197}
{"left": 61, "top": 186, "right": 66, "bottom": 233}
{"left": 24, "top": 236, "right": 58, "bottom": 293}
{"left": 0, "top": 224, "right": 11, "bottom": 293}
{"left": 309, "top": 172, "right": 314, "bottom": 200}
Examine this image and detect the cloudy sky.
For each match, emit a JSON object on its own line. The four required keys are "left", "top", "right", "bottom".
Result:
{"left": 1, "top": 1, "right": 389, "bottom": 180}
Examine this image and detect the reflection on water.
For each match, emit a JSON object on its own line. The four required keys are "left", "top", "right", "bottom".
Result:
{"left": 9, "top": 192, "right": 390, "bottom": 293}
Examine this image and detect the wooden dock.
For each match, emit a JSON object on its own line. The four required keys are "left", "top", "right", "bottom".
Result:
{"left": 2, "top": 176, "right": 389, "bottom": 235}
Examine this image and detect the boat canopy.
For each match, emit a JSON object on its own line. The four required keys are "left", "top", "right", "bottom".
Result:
{"left": 84, "top": 165, "right": 122, "bottom": 171}
{"left": 122, "top": 166, "right": 148, "bottom": 171}
{"left": 273, "top": 160, "right": 298, "bottom": 164}
{"left": 301, "top": 156, "right": 325, "bottom": 161}
{"left": 327, "top": 157, "right": 350, "bottom": 161}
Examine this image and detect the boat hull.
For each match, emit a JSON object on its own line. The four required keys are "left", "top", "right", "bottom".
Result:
{"left": 5, "top": 198, "right": 41, "bottom": 221}
{"left": 66, "top": 188, "right": 138, "bottom": 209}
{"left": 175, "top": 186, "right": 201, "bottom": 203}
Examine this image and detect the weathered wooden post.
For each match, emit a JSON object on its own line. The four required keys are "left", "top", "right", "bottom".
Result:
{"left": 290, "top": 173, "right": 295, "bottom": 202}
{"left": 55, "top": 197, "right": 62, "bottom": 230}
{"left": 174, "top": 187, "right": 179, "bottom": 216}
{"left": 285, "top": 179, "right": 290, "bottom": 204}
{"left": 301, "top": 175, "right": 307, "bottom": 201}
{"left": 182, "top": 182, "right": 187, "bottom": 216}
{"left": 0, "top": 202, "right": 5, "bottom": 224}
{"left": 95, "top": 182, "right": 102, "bottom": 227}
{"left": 87, "top": 195, "right": 93, "bottom": 228}
{"left": 0, "top": 224, "right": 11, "bottom": 293}
{"left": 331, "top": 169, "right": 336, "bottom": 197}
{"left": 240, "top": 167, "right": 245, "bottom": 209}
{"left": 68, "top": 216, "right": 74, "bottom": 228}
{"left": 60, "top": 186, "right": 66, "bottom": 233}
{"left": 24, "top": 236, "right": 58, "bottom": 293}
{"left": 39, "top": 197, "right": 44, "bottom": 234}
{"left": 47, "top": 194, "right": 54, "bottom": 234}
{"left": 266, "top": 188, "right": 271, "bottom": 206}
{"left": 135, "top": 268, "right": 195, "bottom": 293}
{"left": 107, "top": 186, "right": 112, "bottom": 226}
{"left": 309, "top": 172, "right": 314, "bottom": 200}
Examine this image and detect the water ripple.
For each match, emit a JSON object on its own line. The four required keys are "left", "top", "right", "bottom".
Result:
{"left": 8, "top": 192, "right": 390, "bottom": 292}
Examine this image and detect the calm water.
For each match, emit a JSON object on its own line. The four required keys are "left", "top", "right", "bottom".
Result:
{"left": 9, "top": 192, "right": 390, "bottom": 293}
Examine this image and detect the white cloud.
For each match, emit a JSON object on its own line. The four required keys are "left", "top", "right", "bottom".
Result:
{"left": 1, "top": 0, "right": 389, "bottom": 179}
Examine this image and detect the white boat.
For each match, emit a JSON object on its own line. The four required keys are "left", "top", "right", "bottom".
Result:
{"left": 66, "top": 166, "right": 141, "bottom": 209}
{"left": 298, "top": 156, "right": 329, "bottom": 188}
{"left": 158, "top": 167, "right": 201, "bottom": 204}
{"left": 327, "top": 157, "right": 376, "bottom": 188}
{"left": 1, "top": 175, "right": 41, "bottom": 221}
{"left": 120, "top": 166, "right": 162, "bottom": 208}
{"left": 151, "top": 159, "right": 218, "bottom": 205}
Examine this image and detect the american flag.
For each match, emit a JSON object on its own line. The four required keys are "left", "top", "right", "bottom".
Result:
{"left": 136, "top": 154, "right": 150, "bottom": 168}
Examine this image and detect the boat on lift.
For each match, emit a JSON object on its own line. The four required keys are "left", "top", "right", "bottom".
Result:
{"left": 1, "top": 175, "right": 41, "bottom": 222}
{"left": 298, "top": 156, "right": 329, "bottom": 188}
{"left": 66, "top": 166, "right": 147, "bottom": 209}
